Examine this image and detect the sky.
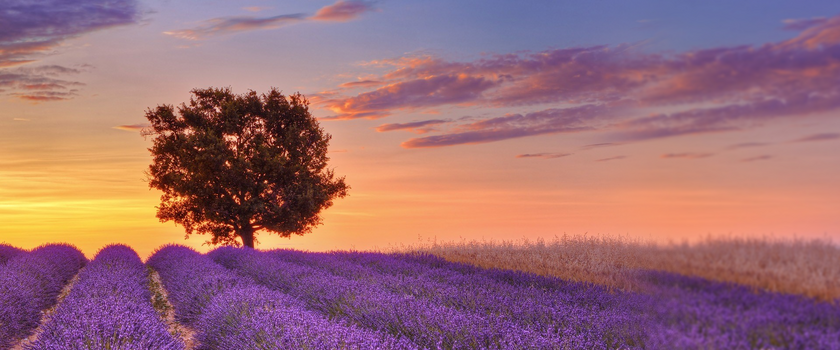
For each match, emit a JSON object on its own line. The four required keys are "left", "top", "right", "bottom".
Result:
{"left": 2, "top": 0, "right": 840, "bottom": 258}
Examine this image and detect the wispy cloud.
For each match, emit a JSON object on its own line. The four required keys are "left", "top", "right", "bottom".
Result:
{"left": 322, "top": 15, "right": 840, "bottom": 147}
{"left": 790, "top": 132, "right": 840, "bottom": 143}
{"left": 1, "top": 65, "right": 86, "bottom": 101}
{"left": 166, "top": 0, "right": 376, "bottom": 40}
{"left": 401, "top": 104, "right": 612, "bottom": 148}
{"left": 726, "top": 142, "right": 770, "bottom": 150}
{"left": 164, "top": 14, "right": 306, "bottom": 40}
{"left": 311, "top": 0, "right": 376, "bottom": 22}
{"left": 340, "top": 80, "right": 384, "bottom": 88}
{"left": 661, "top": 153, "right": 714, "bottom": 159}
{"left": 580, "top": 142, "right": 622, "bottom": 150}
{"left": 113, "top": 123, "right": 149, "bottom": 132}
{"left": 243, "top": 6, "right": 270, "bottom": 12}
{"left": 596, "top": 156, "right": 626, "bottom": 162}
{"left": 782, "top": 17, "right": 828, "bottom": 31}
{"left": 375, "top": 119, "right": 449, "bottom": 133}
{"left": 741, "top": 155, "right": 773, "bottom": 162}
{"left": 516, "top": 152, "right": 572, "bottom": 159}
{"left": 0, "top": 0, "right": 138, "bottom": 101}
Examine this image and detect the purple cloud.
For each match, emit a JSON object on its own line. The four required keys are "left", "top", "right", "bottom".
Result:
{"left": 726, "top": 142, "right": 770, "bottom": 150}
{"left": 661, "top": 153, "right": 714, "bottom": 159}
{"left": 580, "top": 142, "right": 622, "bottom": 150}
{"left": 375, "top": 119, "right": 449, "bottom": 133}
{"left": 401, "top": 104, "right": 611, "bottom": 148}
{"left": 322, "top": 15, "right": 840, "bottom": 147}
{"left": 340, "top": 80, "right": 384, "bottom": 88}
{"left": 516, "top": 152, "right": 572, "bottom": 159}
{"left": 741, "top": 155, "right": 773, "bottom": 162}
{"left": 328, "top": 75, "right": 498, "bottom": 119}
{"left": 791, "top": 133, "right": 840, "bottom": 142}
{"left": 783, "top": 17, "right": 828, "bottom": 31}
{"left": 113, "top": 123, "right": 149, "bottom": 132}
{"left": 596, "top": 156, "right": 626, "bottom": 162}
{"left": 311, "top": 0, "right": 376, "bottom": 22}
{"left": 166, "top": 0, "right": 376, "bottom": 40}
{"left": 0, "top": 0, "right": 138, "bottom": 101}
{"left": 164, "top": 14, "right": 306, "bottom": 40}
{"left": 0, "top": 0, "right": 138, "bottom": 66}
{"left": 0, "top": 66, "right": 86, "bottom": 102}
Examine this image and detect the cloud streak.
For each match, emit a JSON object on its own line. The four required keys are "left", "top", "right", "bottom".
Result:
{"left": 311, "top": 0, "right": 376, "bottom": 22}
{"left": 0, "top": 65, "right": 86, "bottom": 101}
{"left": 742, "top": 155, "right": 773, "bottom": 162}
{"left": 596, "top": 156, "right": 626, "bottom": 162}
{"left": 0, "top": 0, "right": 139, "bottom": 101}
{"left": 516, "top": 152, "right": 572, "bottom": 159}
{"left": 401, "top": 104, "right": 612, "bottom": 148}
{"left": 322, "top": 16, "right": 840, "bottom": 147}
{"left": 1, "top": 0, "right": 139, "bottom": 66}
{"left": 375, "top": 119, "right": 449, "bottom": 133}
{"left": 661, "top": 153, "right": 714, "bottom": 159}
{"left": 113, "top": 123, "right": 149, "bottom": 132}
{"left": 166, "top": 0, "right": 376, "bottom": 40}
{"left": 791, "top": 133, "right": 839, "bottom": 143}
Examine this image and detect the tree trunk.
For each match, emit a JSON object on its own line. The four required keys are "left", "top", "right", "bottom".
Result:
{"left": 238, "top": 225, "right": 255, "bottom": 248}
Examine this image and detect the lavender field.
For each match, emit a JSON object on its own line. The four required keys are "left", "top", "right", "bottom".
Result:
{"left": 1, "top": 242, "right": 839, "bottom": 349}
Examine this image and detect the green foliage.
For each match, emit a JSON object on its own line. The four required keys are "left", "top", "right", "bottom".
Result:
{"left": 144, "top": 87, "right": 349, "bottom": 247}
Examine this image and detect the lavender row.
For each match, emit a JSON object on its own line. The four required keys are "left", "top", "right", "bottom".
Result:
{"left": 0, "top": 244, "right": 86, "bottom": 349}
{"left": 0, "top": 243, "right": 25, "bottom": 265}
{"left": 268, "top": 249, "right": 647, "bottom": 349}
{"left": 397, "top": 252, "right": 840, "bottom": 349}
{"left": 28, "top": 244, "right": 183, "bottom": 349}
{"left": 638, "top": 270, "right": 840, "bottom": 349}
{"left": 147, "top": 245, "right": 413, "bottom": 350}
{"left": 210, "top": 247, "right": 568, "bottom": 350}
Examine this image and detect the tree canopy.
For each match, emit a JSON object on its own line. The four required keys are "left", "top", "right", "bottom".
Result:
{"left": 143, "top": 87, "right": 348, "bottom": 248}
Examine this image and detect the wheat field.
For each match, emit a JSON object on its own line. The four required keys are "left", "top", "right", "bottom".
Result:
{"left": 397, "top": 235, "right": 840, "bottom": 302}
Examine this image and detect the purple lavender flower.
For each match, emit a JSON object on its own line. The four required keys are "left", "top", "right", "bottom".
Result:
{"left": 0, "top": 244, "right": 86, "bottom": 349}
{"left": 148, "top": 244, "right": 411, "bottom": 349}
{"left": 28, "top": 244, "right": 183, "bottom": 350}
{"left": 0, "top": 243, "right": 24, "bottom": 265}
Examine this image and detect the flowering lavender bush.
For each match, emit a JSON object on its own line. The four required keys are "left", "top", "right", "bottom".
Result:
{"left": 28, "top": 244, "right": 183, "bottom": 350}
{"left": 0, "top": 244, "right": 86, "bottom": 349}
{"left": 271, "top": 249, "right": 648, "bottom": 348}
{"left": 639, "top": 270, "right": 840, "bottom": 349}
{"left": 210, "top": 247, "right": 577, "bottom": 349}
{"left": 398, "top": 252, "right": 840, "bottom": 349}
{"left": 0, "top": 243, "right": 24, "bottom": 265}
{"left": 148, "top": 245, "right": 412, "bottom": 349}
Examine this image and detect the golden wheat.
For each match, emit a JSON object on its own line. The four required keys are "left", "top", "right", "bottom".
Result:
{"left": 395, "top": 235, "right": 840, "bottom": 302}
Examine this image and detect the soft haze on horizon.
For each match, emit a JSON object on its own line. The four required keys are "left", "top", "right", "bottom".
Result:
{"left": 2, "top": 0, "right": 840, "bottom": 258}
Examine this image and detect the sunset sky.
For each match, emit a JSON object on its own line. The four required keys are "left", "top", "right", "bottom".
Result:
{"left": 2, "top": 0, "right": 840, "bottom": 258}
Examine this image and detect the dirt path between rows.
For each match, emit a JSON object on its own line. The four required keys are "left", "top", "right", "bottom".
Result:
{"left": 11, "top": 269, "right": 83, "bottom": 350}
{"left": 148, "top": 267, "right": 198, "bottom": 349}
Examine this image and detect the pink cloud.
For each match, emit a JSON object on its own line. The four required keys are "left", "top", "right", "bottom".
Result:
{"left": 375, "top": 119, "right": 449, "bottom": 133}
{"left": 401, "top": 104, "right": 610, "bottom": 148}
{"left": 327, "top": 75, "right": 498, "bottom": 119}
{"left": 741, "top": 155, "right": 773, "bottom": 162}
{"left": 164, "top": 14, "right": 305, "bottom": 40}
{"left": 340, "top": 80, "right": 384, "bottom": 88}
{"left": 1, "top": 0, "right": 137, "bottom": 100}
{"left": 791, "top": 133, "right": 839, "bottom": 143}
{"left": 311, "top": 1, "right": 376, "bottom": 22}
{"left": 596, "top": 156, "right": 626, "bottom": 162}
{"left": 661, "top": 153, "right": 714, "bottom": 159}
{"left": 516, "top": 152, "right": 572, "bottom": 159}
{"left": 113, "top": 123, "right": 150, "bottom": 132}
{"left": 321, "top": 15, "right": 840, "bottom": 147}
{"left": 166, "top": 1, "right": 376, "bottom": 40}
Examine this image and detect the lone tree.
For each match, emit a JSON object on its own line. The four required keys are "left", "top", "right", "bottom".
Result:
{"left": 143, "top": 87, "right": 348, "bottom": 248}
